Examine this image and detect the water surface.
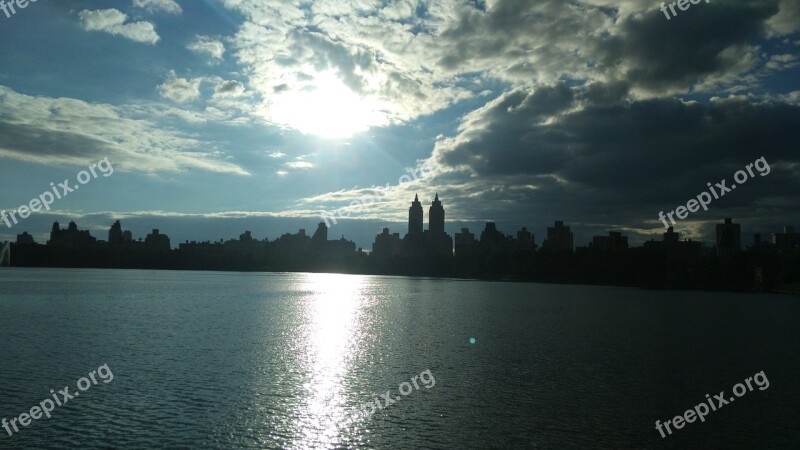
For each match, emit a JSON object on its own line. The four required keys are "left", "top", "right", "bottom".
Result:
{"left": 0, "top": 268, "right": 798, "bottom": 448}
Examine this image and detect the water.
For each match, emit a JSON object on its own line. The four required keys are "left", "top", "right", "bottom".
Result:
{"left": 0, "top": 268, "right": 798, "bottom": 449}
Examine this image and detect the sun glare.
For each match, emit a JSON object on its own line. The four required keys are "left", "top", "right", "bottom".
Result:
{"left": 269, "top": 72, "right": 385, "bottom": 139}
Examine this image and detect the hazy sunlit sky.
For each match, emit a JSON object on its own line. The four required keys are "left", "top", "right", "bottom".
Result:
{"left": 1, "top": 0, "right": 799, "bottom": 249}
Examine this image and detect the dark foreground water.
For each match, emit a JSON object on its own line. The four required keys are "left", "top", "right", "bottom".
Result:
{"left": 0, "top": 268, "right": 798, "bottom": 449}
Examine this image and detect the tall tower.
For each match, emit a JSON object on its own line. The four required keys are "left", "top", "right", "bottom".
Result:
{"left": 408, "top": 194, "right": 423, "bottom": 237}
{"left": 428, "top": 193, "right": 445, "bottom": 234}
{"left": 715, "top": 218, "right": 741, "bottom": 256}
{"left": 109, "top": 220, "right": 124, "bottom": 245}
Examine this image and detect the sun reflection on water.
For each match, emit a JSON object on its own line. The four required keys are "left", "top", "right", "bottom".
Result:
{"left": 292, "top": 273, "right": 369, "bottom": 448}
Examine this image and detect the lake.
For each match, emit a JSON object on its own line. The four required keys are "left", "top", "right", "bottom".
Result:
{"left": 0, "top": 268, "right": 798, "bottom": 449}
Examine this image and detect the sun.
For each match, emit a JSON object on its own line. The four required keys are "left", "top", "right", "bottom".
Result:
{"left": 268, "top": 72, "right": 385, "bottom": 139}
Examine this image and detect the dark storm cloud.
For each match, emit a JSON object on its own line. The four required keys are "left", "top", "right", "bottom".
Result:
{"left": 435, "top": 84, "right": 577, "bottom": 175}
{"left": 0, "top": 122, "right": 114, "bottom": 162}
{"left": 420, "top": 0, "right": 800, "bottom": 242}
{"left": 436, "top": 86, "right": 800, "bottom": 185}
{"left": 431, "top": 0, "right": 790, "bottom": 93}
{"left": 601, "top": 0, "right": 781, "bottom": 91}
{"left": 432, "top": 85, "right": 800, "bottom": 239}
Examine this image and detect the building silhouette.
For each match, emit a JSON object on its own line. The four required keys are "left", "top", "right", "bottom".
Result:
{"left": 428, "top": 194, "right": 445, "bottom": 234}
{"left": 48, "top": 221, "right": 96, "bottom": 247}
{"left": 592, "top": 231, "right": 628, "bottom": 251}
{"left": 109, "top": 220, "right": 124, "bottom": 245}
{"left": 543, "top": 221, "right": 573, "bottom": 251}
{"left": 408, "top": 194, "right": 423, "bottom": 238}
{"left": 312, "top": 223, "right": 328, "bottom": 246}
{"left": 479, "top": 222, "right": 506, "bottom": 252}
{"left": 16, "top": 232, "right": 35, "bottom": 246}
{"left": 514, "top": 227, "right": 536, "bottom": 251}
{"left": 455, "top": 228, "right": 477, "bottom": 257}
{"left": 425, "top": 194, "right": 453, "bottom": 256}
{"left": 6, "top": 207, "right": 800, "bottom": 294}
{"left": 400, "top": 194, "right": 453, "bottom": 256}
{"left": 772, "top": 226, "right": 799, "bottom": 253}
{"left": 145, "top": 229, "right": 171, "bottom": 252}
{"left": 372, "top": 228, "right": 401, "bottom": 260}
{"left": 664, "top": 226, "right": 680, "bottom": 244}
{"left": 715, "top": 218, "right": 741, "bottom": 256}
{"left": 0, "top": 241, "right": 9, "bottom": 267}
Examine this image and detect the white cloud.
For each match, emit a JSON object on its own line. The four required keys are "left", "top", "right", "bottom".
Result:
{"left": 158, "top": 72, "right": 203, "bottom": 103}
{"left": 217, "top": 0, "right": 797, "bottom": 139}
{"left": 132, "top": 0, "right": 183, "bottom": 15}
{"left": 286, "top": 161, "right": 314, "bottom": 169}
{"left": 0, "top": 86, "right": 248, "bottom": 175}
{"left": 268, "top": 152, "right": 286, "bottom": 158}
{"left": 187, "top": 36, "right": 225, "bottom": 60}
{"left": 222, "top": 2, "right": 478, "bottom": 135}
{"left": 766, "top": 53, "right": 800, "bottom": 71}
{"left": 79, "top": 9, "right": 160, "bottom": 44}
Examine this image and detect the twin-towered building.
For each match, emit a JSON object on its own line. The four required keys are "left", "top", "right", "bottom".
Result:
{"left": 372, "top": 194, "right": 546, "bottom": 259}
{"left": 373, "top": 194, "right": 453, "bottom": 258}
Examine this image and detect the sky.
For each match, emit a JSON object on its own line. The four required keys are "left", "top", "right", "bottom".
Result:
{"left": 0, "top": 0, "right": 799, "bottom": 250}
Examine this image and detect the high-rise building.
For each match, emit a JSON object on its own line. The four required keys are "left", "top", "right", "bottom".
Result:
{"left": 479, "top": 222, "right": 506, "bottom": 251}
{"left": 771, "top": 226, "right": 799, "bottom": 252}
{"left": 15, "top": 232, "right": 35, "bottom": 246}
{"left": 108, "top": 220, "right": 124, "bottom": 245}
{"left": 664, "top": 226, "right": 680, "bottom": 244}
{"left": 311, "top": 223, "right": 327, "bottom": 246}
{"left": 408, "top": 194, "right": 423, "bottom": 237}
{"left": 543, "top": 221, "right": 573, "bottom": 251}
{"left": 372, "top": 228, "right": 402, "bottom": 259}
{"left": 145, "top": 229, "right": 171, "bottom": 252}
{"left": 455, "top": 228, "right": 477, "bottom": 257}
{"left": 592, "top": 231, "right": 628, "bottom": 250}
{"left": 428, "top": 194, "right": 445, "bottom": 235}
{"left": 514, "top": 227, "right": 536, "bottom": 250}
{"left": 48, "top": 221, "right": 96, "bottom": 247}
{"left": 715, "top": 218, "right": 741, "bottom": 256}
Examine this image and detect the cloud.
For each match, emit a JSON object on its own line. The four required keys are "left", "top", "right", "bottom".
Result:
{"left": 78, "top": 9, "right": 160, "bottom": 44}
{"left": 268, "top": 152, "right": 287, "bottom": 159}
{"left": 766, "top": 0, "right": 800, "bottom": 35}
{"left": 216, "top": 0, "right": 799, "bottom": 139}
{"left": 0, "top": 86, "right": 248, "bottom": 175}
{"left": 766, "top": 53, "right": 800, "bottom": 71}
{"left": 214, "top": 80, "right": 245, "bottom": 98}
{"left": 132, "top": 0, "right": 183, "bottom": 15}
{"left": 158, "top": 72, "right": 203, "bottom": 103}
{"left": 424, "top": 84, "right": 800, "bottom": 236}
{"left": 222, "top": 2, "right": 477, "bottom": 132}
{"left": 187, "top": 36, "right": 225, "bottom": 60}
{"left": 286, "top": 161, "right": 314, "bottom": 169}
